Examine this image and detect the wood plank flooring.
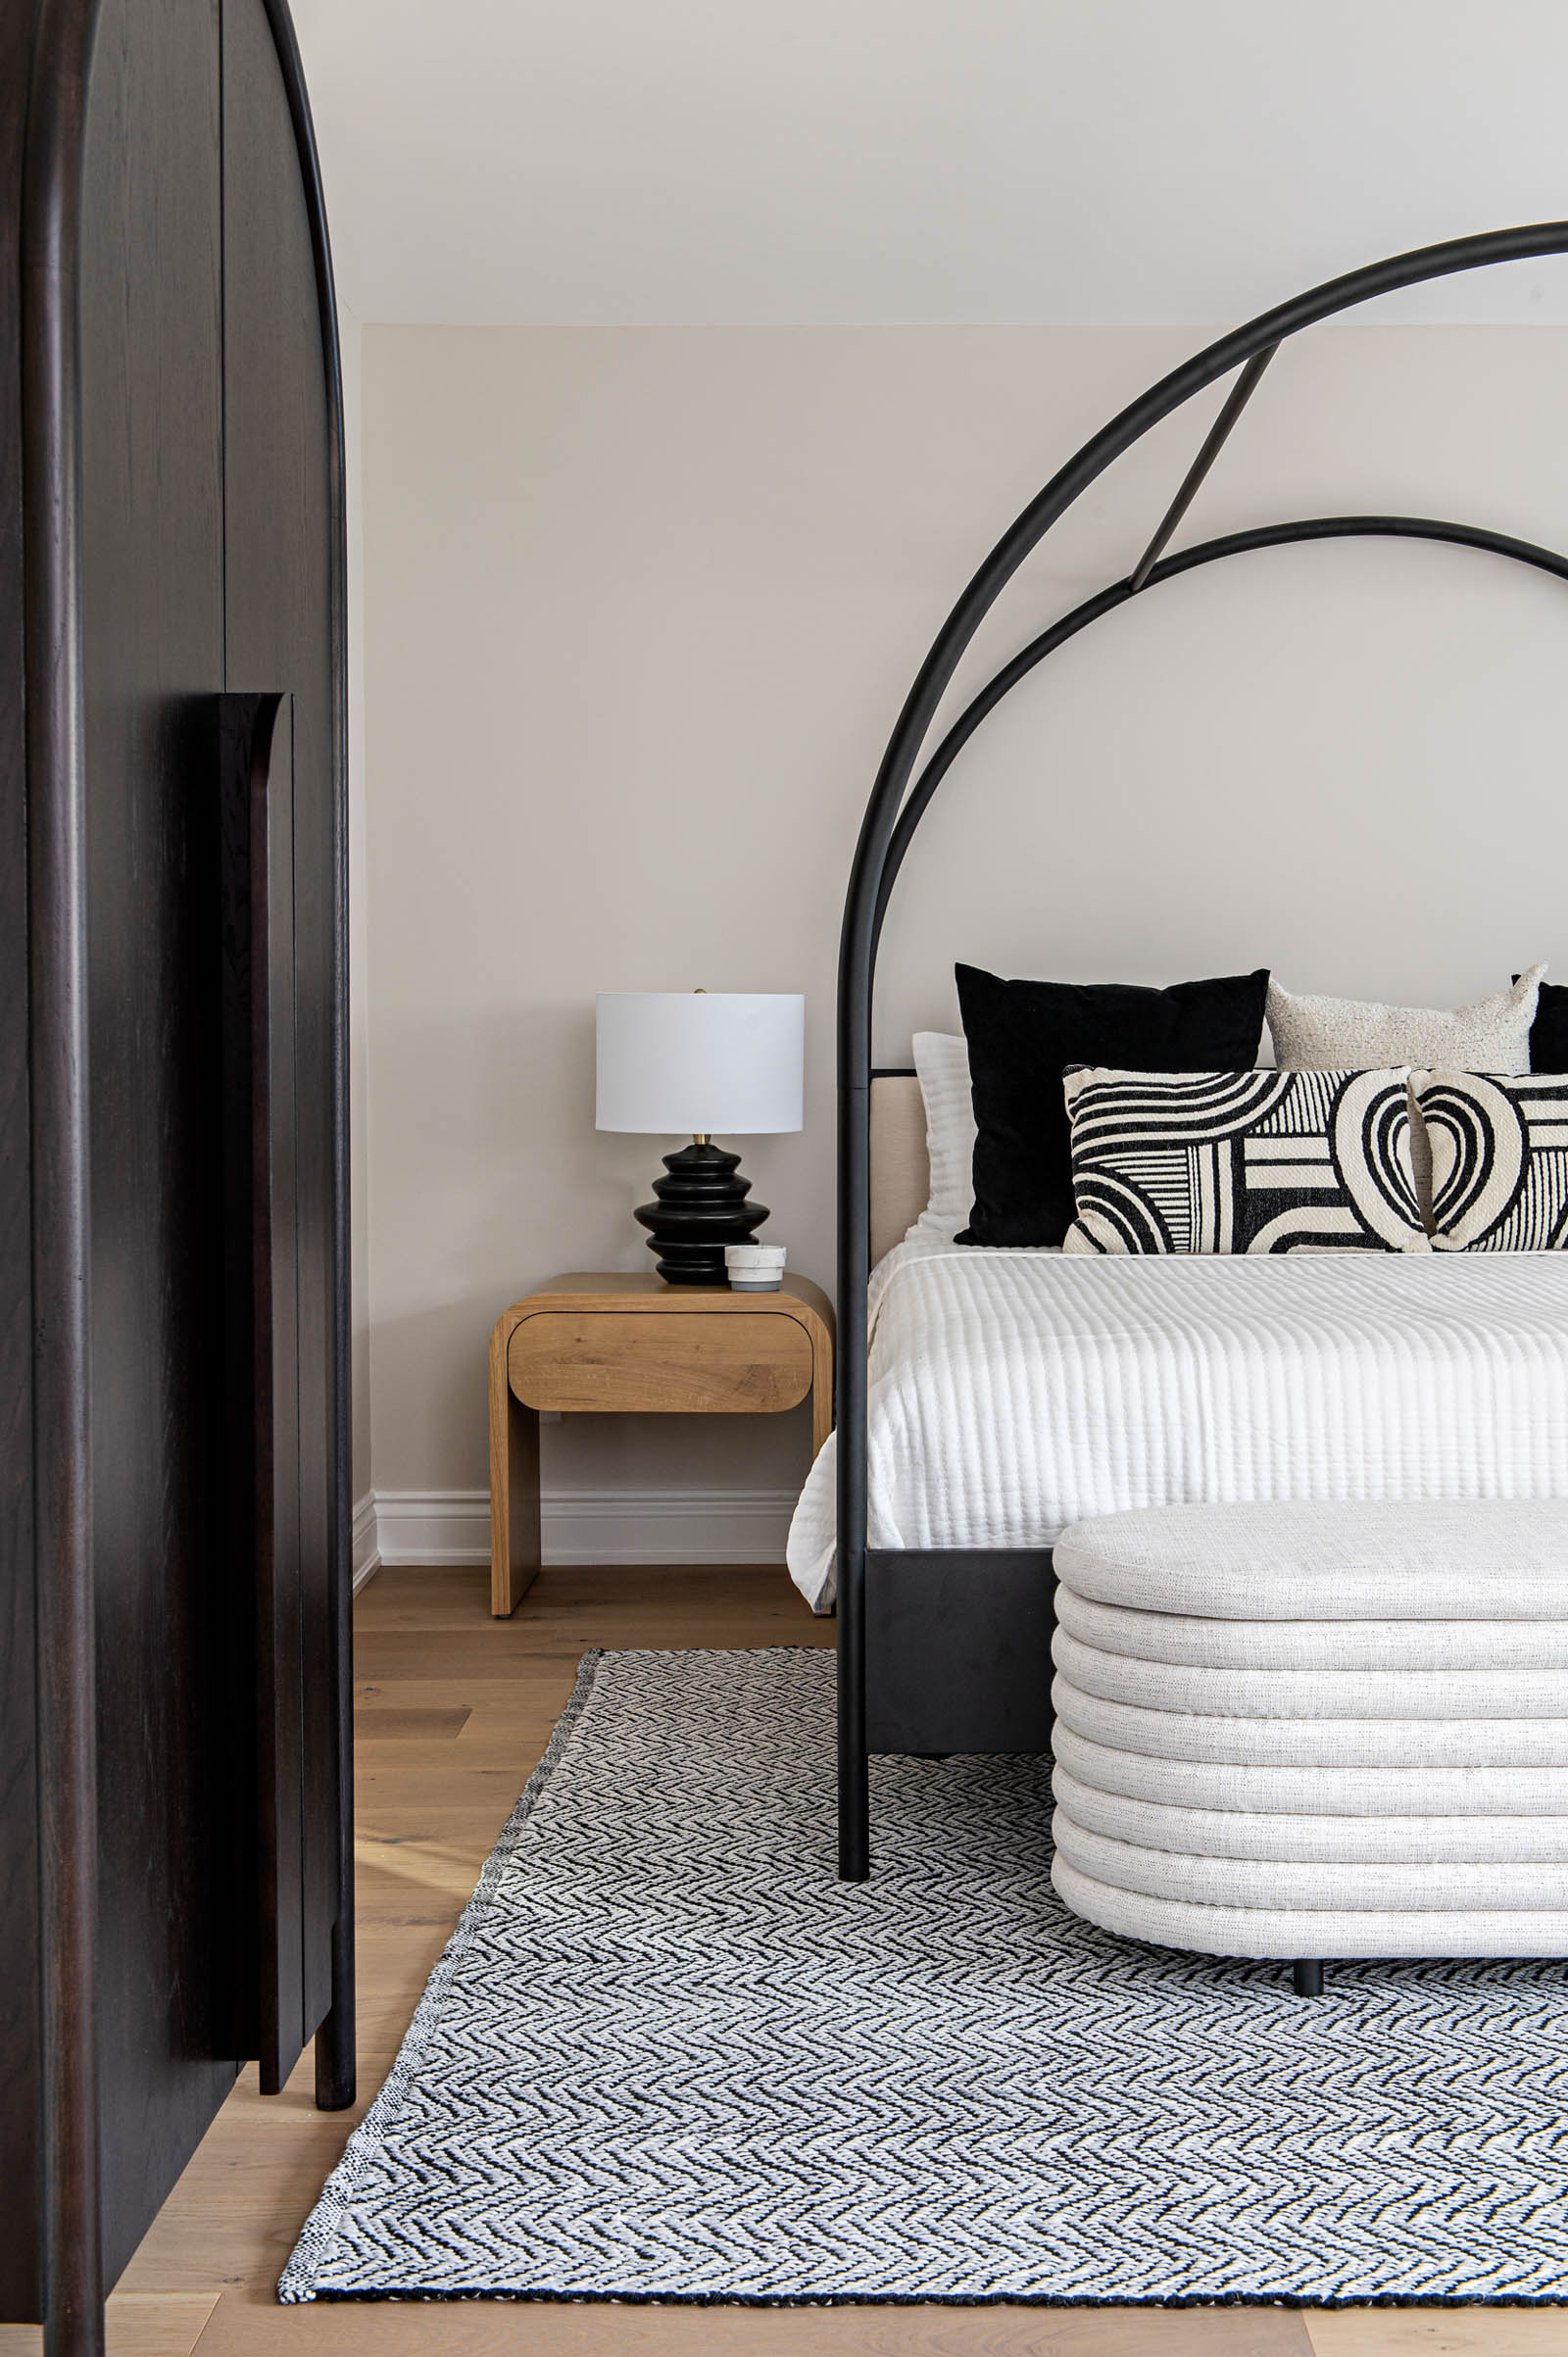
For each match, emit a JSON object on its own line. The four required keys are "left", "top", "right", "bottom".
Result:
{"left": 9, "top": 1565, "right": 1553, "bottom": 2356}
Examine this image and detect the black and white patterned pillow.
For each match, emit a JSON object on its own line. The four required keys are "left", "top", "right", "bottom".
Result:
{"left": 1412, "top": 1070, "right": 1568, "bottom": 1250}
{"left": 1061, "top": 1068, "right": 1429, "bottom": 1254}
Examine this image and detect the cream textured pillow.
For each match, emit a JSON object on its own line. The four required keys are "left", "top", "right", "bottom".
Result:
{"left": 911, "top": 1031, "right": 976, "bottom": 1238}
{"left": 1267, "top": 967, "right": 1546, "bottom": 1074}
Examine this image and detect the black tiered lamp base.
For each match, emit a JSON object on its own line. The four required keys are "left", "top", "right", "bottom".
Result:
{"left": 634, "top": 1139, "right": 768, "bottom": 1285}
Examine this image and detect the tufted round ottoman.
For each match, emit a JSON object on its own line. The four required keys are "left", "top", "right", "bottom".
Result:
{"left": 1050, "top": 1499, "right": 1568, "bottom": 1987}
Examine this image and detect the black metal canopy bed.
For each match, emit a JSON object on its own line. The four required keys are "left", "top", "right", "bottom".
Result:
{"left": 822, "top": 221, "right": 1568, "bottom": 1885}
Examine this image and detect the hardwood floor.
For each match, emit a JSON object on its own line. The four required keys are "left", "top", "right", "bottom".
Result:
{"left": 4, "top": 1565, "right": 1559, "bottom": 2356}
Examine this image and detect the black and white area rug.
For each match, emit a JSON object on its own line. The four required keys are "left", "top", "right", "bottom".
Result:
{"left": 280, "top": 1646, "right": 1568, "bottom": 2306}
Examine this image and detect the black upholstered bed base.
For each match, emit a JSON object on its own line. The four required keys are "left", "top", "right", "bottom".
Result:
{"left": 865, "top": 1549, "right": 1056, "bottom": 1753}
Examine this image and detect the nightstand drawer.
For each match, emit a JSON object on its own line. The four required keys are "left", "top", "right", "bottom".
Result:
{"left": 508, "top": 1311, "right": 814, "bottom": 1415}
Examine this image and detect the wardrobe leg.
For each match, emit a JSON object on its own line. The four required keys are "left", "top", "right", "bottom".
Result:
{"left": 314, "top": 1912, "right": 357, "bottom": 2111}
{"left": 314, "top": 1507, "right": 357, "bottom": 2111}
{"left": 1294, "top": 1959, "right": 1324, "bottom": 1997}
{"left": 44, "top": 2291, "right": 104, "bottom": 2357}
{"left": 315, "top": 1434, "right": 356, "bottom": 2112}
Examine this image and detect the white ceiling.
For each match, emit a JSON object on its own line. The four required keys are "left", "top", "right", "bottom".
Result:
{"left": 292, "top": 0, "right": 1568, "bottom": 327}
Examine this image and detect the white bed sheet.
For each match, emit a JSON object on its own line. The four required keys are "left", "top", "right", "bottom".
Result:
{"left": 786, "top": 1235, "right": 1568, "bottom": 1612}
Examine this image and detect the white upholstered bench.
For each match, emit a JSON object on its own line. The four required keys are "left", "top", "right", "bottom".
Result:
{"left": 1050, "top": 1498, "right": 1568, "bottom": 1995}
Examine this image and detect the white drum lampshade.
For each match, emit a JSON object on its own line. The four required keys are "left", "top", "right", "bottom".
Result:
{"left": 595, "top": 992, "right": 805, "bottom": 1285}
{"left": 596, "top": 993, "right": 804, "bottom": 1137}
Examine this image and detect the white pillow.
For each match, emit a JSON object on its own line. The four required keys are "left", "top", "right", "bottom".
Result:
{"left": 1267, "top": 966, "right": 1546, "bottom": 1075}
{"left": 911, "top": 1031, "right": 976, "bottom": 1237}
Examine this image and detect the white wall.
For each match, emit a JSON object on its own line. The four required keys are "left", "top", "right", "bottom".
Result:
{"left": 359, "top": 322, "right": 1568, "bottom": 1523}
{"left": 292, "top": 0, "right": 1568, "bottom": 330}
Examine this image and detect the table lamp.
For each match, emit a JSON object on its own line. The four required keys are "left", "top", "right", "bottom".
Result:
{"left": 596, "top": 992, "right": 805, "bottom": 1284}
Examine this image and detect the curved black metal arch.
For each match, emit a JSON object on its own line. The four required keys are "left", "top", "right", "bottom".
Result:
{"left": 871, "top": 513, "right": 1568, "bottom": 952}
{"left": 835, "top": 221, "right": 1568, "bottom": 1883}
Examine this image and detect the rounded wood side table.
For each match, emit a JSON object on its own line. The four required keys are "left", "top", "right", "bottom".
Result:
{"left": 486, "top": 1272, "right": 835, "bottom": 1615}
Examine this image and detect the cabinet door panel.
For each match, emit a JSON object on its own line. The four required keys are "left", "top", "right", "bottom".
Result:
{"left": 221, "top": 0, "right": 342, "bottom": 2076}
{"left": 76, "top": 0, "right": 234, "bottom": 2286}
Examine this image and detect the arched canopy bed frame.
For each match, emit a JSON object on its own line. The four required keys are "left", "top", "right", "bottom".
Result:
{"left": 835, "top": 221, "right": 1568, "bottom": 1882}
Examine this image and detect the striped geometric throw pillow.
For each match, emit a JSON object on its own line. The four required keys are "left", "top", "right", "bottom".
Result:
{"left": 1413, "top": 1070, "right": 1568, "bottom": 1251}
{"left": 1061, "top": 1067, "right": 1429, "bottom": 1254}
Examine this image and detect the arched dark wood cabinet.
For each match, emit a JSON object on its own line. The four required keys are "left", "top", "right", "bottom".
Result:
{"left": 0, "top": 1, "right": 353, "bottom": 2347}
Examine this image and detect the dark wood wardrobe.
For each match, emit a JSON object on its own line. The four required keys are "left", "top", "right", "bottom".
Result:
{"left": 0, "top": 3, "right": 352, "bottom": 2350}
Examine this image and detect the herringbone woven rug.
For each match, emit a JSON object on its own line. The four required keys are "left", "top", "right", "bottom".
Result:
{"left": 280, "top": 1646, "right": 1568, "bottom": 2305}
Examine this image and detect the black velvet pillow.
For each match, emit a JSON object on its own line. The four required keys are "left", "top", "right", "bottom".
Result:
{"left": 955, "top": 962, "right": 1271, "bottom": 1247}
{"left": 1530, "top": 980, "right": 1568, "bottom": 1070}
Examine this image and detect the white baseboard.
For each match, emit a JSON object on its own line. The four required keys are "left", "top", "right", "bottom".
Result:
{"left": 544, "top": 1487, "right": 797, "bottom": 1564}
{"left": 352, "top": 1491, "right": 380, "bottom": 1592}
{"left": 372, "top": 1490, "right": 488, "bottom": 1565}
{"left": 368, "top": 1486, "right": 796, "bottom": 1568}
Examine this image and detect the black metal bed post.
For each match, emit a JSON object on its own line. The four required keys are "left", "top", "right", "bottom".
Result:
{"left": 835, "top": 221, "right": 1568, "bottom": 1880}
{"left": 833, "top": 1037, "right": 870, "bottom": 1880}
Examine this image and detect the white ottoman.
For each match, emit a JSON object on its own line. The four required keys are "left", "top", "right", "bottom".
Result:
{"left": 1050, "top": 1498, "right": 1568, "bottom": 1991}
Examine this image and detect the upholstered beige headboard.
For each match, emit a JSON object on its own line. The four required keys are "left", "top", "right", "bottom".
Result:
{"left": 868, "top": 1073, "right": 929, "bottom": 1266}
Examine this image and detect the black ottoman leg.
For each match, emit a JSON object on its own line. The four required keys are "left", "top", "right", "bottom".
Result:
{"left": 1294, "top": 1960, "right": 1324, "bottom": 1996}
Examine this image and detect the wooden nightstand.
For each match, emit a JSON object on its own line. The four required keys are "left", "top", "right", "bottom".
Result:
{"left": 487, "top": 1272, "right": 835, "bottom": 1616}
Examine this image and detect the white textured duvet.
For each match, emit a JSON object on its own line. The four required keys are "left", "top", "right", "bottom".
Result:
{"left": 786, "top": 1235, "right": 1568, "bottom": 1612}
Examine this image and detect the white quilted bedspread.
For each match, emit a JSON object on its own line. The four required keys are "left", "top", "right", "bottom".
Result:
{"left": 786, "top": 1235, "right": 1568, "bottom": 1612}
